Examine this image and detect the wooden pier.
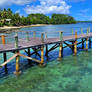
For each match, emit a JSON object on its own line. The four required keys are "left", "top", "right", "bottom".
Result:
{"left": 0, "top": 28, "right": 92, "bottom": 76}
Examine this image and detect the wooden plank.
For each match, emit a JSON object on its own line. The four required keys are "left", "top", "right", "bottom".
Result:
{"left": 18, "top": 53, "right": 41, "bottom": 63}
{"left": 0, "top": 53, "right": 18, "bottom": 67}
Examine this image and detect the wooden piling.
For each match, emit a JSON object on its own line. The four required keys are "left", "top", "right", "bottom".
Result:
{"left": 1, "top": 34, "right": 8, "bottom": 73}
{"left": 58, "top": 43, "right": 63, "bottom": 61}
{"left": 40, "top": 46, "right": 44, "bottom": 66}
{"left": 85, "top": 30, "right": 88, "bottom": 51}
{"left": 14, "top": 54, "right": 21, "bottom": 76}
{"left": 41, "top": 33, "right": 44, "bottom": 43}
{"left": 89, "top": 38, "right": 91, "bottom": 48}
{"left": 27, "top": 48, "right": 31, "bottom": 64}
{"left": 58, "top": 31, "right": 63, "bottom": 60}
{"left": 82, "top": 39, "right": 84, "bottom": 49}
{"left": 45, "top": 45, "right": 48, "bottom": 60}
{"left": 72, "top": 41, "right": 74, "bottom": 53}
{"left": 74, "top": 32, "right": 77, "bottom": 55}
{"left": 85, "top": 38, "right": 88, "bottom": 51}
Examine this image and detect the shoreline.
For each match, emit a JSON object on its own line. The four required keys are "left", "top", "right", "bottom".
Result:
{"left": 0, "top": 24, "right": 49, "bottom": 33}
{"left": 0, "top": 24, "right": 48, "bottom": 30}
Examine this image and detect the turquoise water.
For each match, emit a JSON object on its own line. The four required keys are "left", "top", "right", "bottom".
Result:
{"left": 0, "top": 23, "right": 92, "bottom": 92}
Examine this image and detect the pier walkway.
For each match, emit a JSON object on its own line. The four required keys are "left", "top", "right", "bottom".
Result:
{"left": 0, "top": 29, "right": 92, "bottom": 76}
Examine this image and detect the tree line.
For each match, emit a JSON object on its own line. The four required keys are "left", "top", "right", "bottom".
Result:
{"left": 0, "top": 8, "right": 76, "bottom": 27}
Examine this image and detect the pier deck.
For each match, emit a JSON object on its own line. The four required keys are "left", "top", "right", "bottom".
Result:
{"left": 0, "top": 33, "right": 92, "bottom": 53}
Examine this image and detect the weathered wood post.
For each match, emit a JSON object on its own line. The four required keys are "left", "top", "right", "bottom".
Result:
{"left": 33, "top": 31, "right": 36, "bottom": 38}
{"left": 82, "top": 39, "right": 84, "bottom": 49}
{"left": 40, "top": 33, "right": 44, "bottom": 66}
{"left": 45, "top": 44, "right": 48, "bottom": 60}
{"left": 41, "top": 33, "right": 44, "bottom": 43}
{"left": 45, "top": 32, "right": 48, "bottom": 60}
{"left": 72, "top": 41, "right": 74, "bottom": 53}
{"left": 27, "top": 48, "right": 31, "bottom": 64}
{"left": 74, "top": 32, "right": 77, "bottom": 55}
{"left": 41, "top": 46, "right": 44, "bottom": 65}
{"left": 88, "top": 27, "right": 90, "bottom": 33}
{"left": 26, "top": 32, "right": 29, "bottom": 41}
{"left": 58, "top": 31, "right": 63, "bottom": 61}
{"left": 87, "top": 28, "right": 89, "bottom": 35}
{"left": 45, "top": 32, "right": 47, "bottom": 39}
{"left": 14, "top": 33, "right": 21, "bottom": 76}
{"left": 15, "top": 33, "right": 18, "bottom": 48}
{"left": 85, "top": 29, "right": 88, "bottom": 51}
{"left": 1, "top": 34, "right": 6, "bottom": 44}
{"left": 81, "top": 28, "right": 83, "bottom": 34}
{"left": 1, "top": 34, "right": 8, "bottom": 73}
{"left": 89, "top": 38, "right": 91, "bottom": 48}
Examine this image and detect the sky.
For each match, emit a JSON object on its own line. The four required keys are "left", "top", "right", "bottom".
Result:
{"left": 0, "top": 0, "right": 92, "bottom": 21}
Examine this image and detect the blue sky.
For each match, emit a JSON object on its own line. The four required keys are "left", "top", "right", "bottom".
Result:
{"left": 0, "top": 0, "right": 92, "bottom": 21}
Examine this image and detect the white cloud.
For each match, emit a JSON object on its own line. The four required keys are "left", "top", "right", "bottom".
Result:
{"left": 24, "top": 0, "right": 71, "bottom": 14}
{"left": 15, "top": 10, "right": 20, "bottom": 13}
{"left": 12, "top": 0, "right": 35, "bottom": 5}
{"left": 0, "top": 0, "right": 35, "bottom": 8}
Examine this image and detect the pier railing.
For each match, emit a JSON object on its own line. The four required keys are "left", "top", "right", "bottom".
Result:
{"left": 0, "top": 27, "right": 91, "bottom": 45}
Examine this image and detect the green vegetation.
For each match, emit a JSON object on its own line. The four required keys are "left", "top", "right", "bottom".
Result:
{"left": 50, "top": 14, "right": 76, "bottom": 24}
{"left": 0, "top": 8, "right": 76, "bottom": 27}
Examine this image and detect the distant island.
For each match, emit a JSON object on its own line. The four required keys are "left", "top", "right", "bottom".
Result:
{"left": 77, "top": 21, "right": 92, "bottom": 23}
{"left": 0, "top": 8, "right": 76, "bottom": 27}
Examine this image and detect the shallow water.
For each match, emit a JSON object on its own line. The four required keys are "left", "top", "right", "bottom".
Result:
{"left": 0, "top": 23, "right": 92, "bottom": 92}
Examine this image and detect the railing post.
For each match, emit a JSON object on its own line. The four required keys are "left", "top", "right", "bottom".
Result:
{"left": 1, "top": 34, "right": 6, "bottom": 44}
{"left": 88, "top": 27, "right": 90, "bottom": 33}
{"left": 81, "top": 28, "right": 83, "bottom": 34}
{"left": 74, "top": 32, "right": 77, "bottom": 55}
{"left": 60, "top": 31, "right": 63, "bottom": 41}
{"left": 26, "top": 32, "right": 29, "bottom": 41}
{"left": 45, "top": 32, "right": 47, "bottom": 39}
{"left": 87, "top": 28, "right": 89, "bottom": 35}
{"left": 41, "top": 33, "right": 44, "bottom": 43}
{"left": 1, "top": 34, "right": 8, "bottom": 73}
{"left": 15, "top": 33, "right": 18, "bottom": 49}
